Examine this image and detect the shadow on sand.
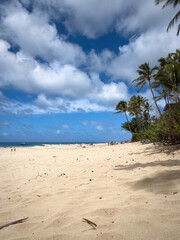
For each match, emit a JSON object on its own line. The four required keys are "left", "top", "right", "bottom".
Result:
{"left": 128, "top": 143, "right": 180, "bottom": 156}
{"left": 114, "top": 144, "right": 180, "bottom": 194}
{"left": 114, "top": 159, "right": 180, "bottom": 171}
{"left": 130, "top": 169, "right": 180, "bottom": 194}
{"left": 114, "top": 158, "right": 180, "bottom": 194}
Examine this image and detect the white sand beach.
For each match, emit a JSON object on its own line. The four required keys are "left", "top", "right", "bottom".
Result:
{"left": 0, "top": 142, "right": 180, "bottom": 240}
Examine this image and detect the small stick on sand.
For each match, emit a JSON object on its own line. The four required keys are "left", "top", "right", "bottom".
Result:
{"left": 82, "top": 218, "right": 97, "bottom": 228}
{"left": 0, "top": 217, "right": 28, "bottom": 230}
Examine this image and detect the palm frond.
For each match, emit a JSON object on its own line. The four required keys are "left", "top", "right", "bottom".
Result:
{"left": 137, "top": 82, "right": 146, "bottom": 92}
{"left": 132, "top": 76, "right": 144, "bottom": 83}
{"left": 177, "top": 23, "right": 180, "bottom": 35}
{"left": 155, "top": 0, "right": 164, "bottom": 5}
{"left": 136, "top": 80, "right": 146, "bottom": 87}
{"left": 167, "top": 10, "right": 180, "bottom": 34}
{"left": 113, "top": 111, "right": 122, "bottom": 115}
{"left": 137, "top": 70, "right": 147, "bottom": 75}
{"left": 160, "top": 0, "right": 180, "bottom": 8}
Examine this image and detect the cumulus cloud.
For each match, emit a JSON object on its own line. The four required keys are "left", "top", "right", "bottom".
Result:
{"left": 0, "top": 39, "right": 130, "bottom": 107}
{"left": 89, "top": 81, "right": 129, "bottom": 106}
{"left": 115, "top": 0, "right": 174, "bottom": 34}
{"left": 0, "top": 40, "right": 91, "bottom": 98}
{"left": 88, "top": 28, "right": 180, "bottom": 83}
{"left": 0, "top": 94, "right": 113, "bottom": 115}
{"left": 0, "top": 1, "right": 85, "bottom": 65}
{"left": 18, "top": 0, "right": 176, "bottom": 38}
{"left": 0, "top": 0, "right": 179, "bottom": 116}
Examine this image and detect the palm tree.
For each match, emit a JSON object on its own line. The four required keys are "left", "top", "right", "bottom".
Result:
{"left": 132, "top": 62, "right": 162, "bottom": 116}
{"left": 114, "top": 101, "right": 132, "bottom": 133}
{"left": 155, "top": 89, "right": 171, "bottom": 106}
{"left": 143, "top": 102, "right": 152, "bottom": 128}
{"left": 154, "top": 64, "right": 180, "bottom": 103}
{"left": 128, "top": 95, "right": 147, "bottom": 131}
{"left": 155, "top": 0, "right": 180, "bottom": 35}
{"left": 154, "top": 51, "right": 180, "bottom": 103}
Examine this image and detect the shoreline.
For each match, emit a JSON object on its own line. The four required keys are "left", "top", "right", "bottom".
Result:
{"left": 0, "top": 142, "right": 108, "bottom": 148}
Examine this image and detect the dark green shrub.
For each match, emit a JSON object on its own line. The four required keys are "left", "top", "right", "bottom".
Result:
{"left": 131, "top": 102, "right": 180, "bottom": 143}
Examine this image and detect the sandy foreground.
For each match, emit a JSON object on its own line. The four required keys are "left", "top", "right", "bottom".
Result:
{"left": 0, "top": 142, "right": 180, "bottom": 240}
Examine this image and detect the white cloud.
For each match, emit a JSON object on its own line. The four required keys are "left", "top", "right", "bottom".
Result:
{"left": 35, "top": 94, "right": 63, "bottom": 108}
{"left": 0, "top": 1, "right": 85, "bottom": 65}
{"left": 66, "top": 99, "right": 110, "bottom": 112}
{"left": 87, "top": 49, "right": 115, "bottom": 73}
{"left": 56, "top": 130, "right": 60, "bottom": 134}
{"left": 0, "top": 94, "right": 113, "bottom": 115}
{"left": 13, "top": 0, "right": 177, "bottom": 38}
{"left": 0, "top": 91, "right": 4, "bottom": 99}
{"left": 62, "top": 0, "right": 123, "bottom": 38}
{"left": 96, "top": 125, "right": 103, "bottom": 131}
{"left": 0, "top": 41, "right": 91, "bottom": 98}
{"left": 62, "top": 124, "right": 70, "bottom": 129}
{"left": 115, "top": 0, "right": 174, "bottom": 34}
{"left": 94, "top": 82, "right": 129, "bottom": 105}
{"left": 30, "top": 63, "right": 92, "bottom": 98}
{"left": 0, "top": 0, "right": 179, "bottom": 116}
{"left": 85, "top": 28, "right": 180, "bottom": 84}
{"left": 0, "top": 40, "right": 130, "bottom": 107}
{"left": 80, "top": 121, "right": 89, "bottom": 126}
{"left": 88, "top": 74, "right": 129, "bottom": 106}
{"left": 104, "top": 28, "right": 180, "bottom": 82}
{"left": 80, "top": 121, "right": 113, "bottom": 126}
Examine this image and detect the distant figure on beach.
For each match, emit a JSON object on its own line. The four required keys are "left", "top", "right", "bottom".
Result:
{"left": 10, "top": 147, "right": 13, "bottom": 152}
{"left": 14, "top": 147, "right": 16, "bottom": 152}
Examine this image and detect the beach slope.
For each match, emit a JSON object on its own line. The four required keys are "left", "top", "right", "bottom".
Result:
{"left": 0, "top": 142, "right": 180, "bottom": 240}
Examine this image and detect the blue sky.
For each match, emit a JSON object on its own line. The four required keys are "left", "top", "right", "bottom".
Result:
{"left": 0, "top": 0, "right": 179, "bottom": 142}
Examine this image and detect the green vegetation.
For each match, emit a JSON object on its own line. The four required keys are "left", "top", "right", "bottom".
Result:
{"left": 114, "top": 49, "right": 180, "bottom": 144}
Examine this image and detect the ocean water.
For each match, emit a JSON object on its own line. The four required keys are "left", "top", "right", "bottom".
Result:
{"left": 0, "top": 142, "right": 104, "bottom": 148}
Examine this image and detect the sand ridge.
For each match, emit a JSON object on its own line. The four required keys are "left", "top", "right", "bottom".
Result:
{"left": 0, "top": 142, "right": 180, "bottom": 240}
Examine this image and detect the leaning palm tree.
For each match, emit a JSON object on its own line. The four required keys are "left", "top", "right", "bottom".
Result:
{"left": 155, "top": 0, "right": 180, "bottom": 35}
{"left": 114, "top": 101, "right": 132, "bottom": 133}
{"left": 132, "top": 62, "right": 162, "bottom": 116}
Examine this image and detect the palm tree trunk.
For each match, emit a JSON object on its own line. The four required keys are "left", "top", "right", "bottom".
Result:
{"left": 135, "top": 113, "right": 141, "bottom": 132}
{"left": 164, "top": 96, "right": 170, "bottom": 109}
{"left": 177, "top": 94, "right": 180, "bottom": 102}
{"left": 149, "top": 82, "right": 162, "bottom": 116}
{"left": 124, "top": 111, "right": 132, "bottom": 133}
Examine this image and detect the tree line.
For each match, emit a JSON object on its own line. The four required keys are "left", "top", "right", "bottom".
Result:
{"left": 114, "top": 49, "right": 180, "bottom": 144}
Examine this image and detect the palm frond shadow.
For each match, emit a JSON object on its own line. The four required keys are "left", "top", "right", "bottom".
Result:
{"left": 130, "top": 169, "right": 180, "bottom": 194}
{"left": 128, "top": 143, "right": 180, "bottom": 156}
{"left": 114, "top": 159, "right": 180, "bottom": 171}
